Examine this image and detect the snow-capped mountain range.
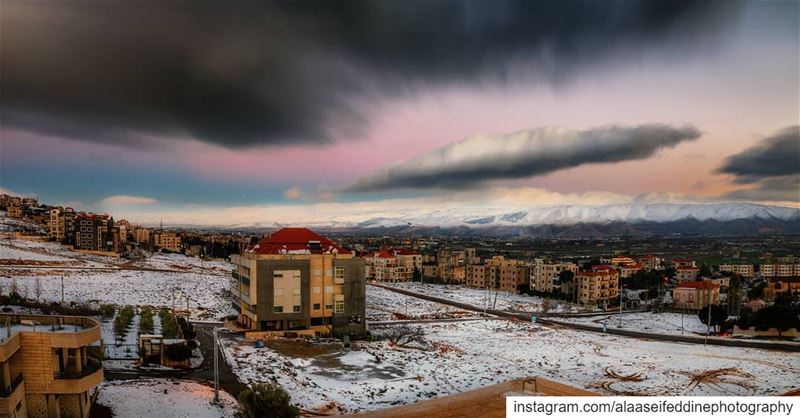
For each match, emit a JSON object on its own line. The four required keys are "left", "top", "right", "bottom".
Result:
{"left": 349, "top": 203, "right": 799, "bottom": 229}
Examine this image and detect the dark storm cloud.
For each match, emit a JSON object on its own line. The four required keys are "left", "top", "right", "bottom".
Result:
{"left": 717, "top": 125, "right": 800, "bottom": 183}
{"left": 0, "top": 1, "right": 738, "bottom": 148}
{"left": 342, "top": 124, "right": 701, "bottom": 192}
{"left": 718, "top": 125, "right": 800, "bottom": 202}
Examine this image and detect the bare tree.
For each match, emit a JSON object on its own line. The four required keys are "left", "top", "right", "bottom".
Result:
{"left": 0, "top": 281, "right": 5, "bottom": 298}
{"left": 383, "top": 326, "right": 426, "bottom": 349}
{"left": 541, "top": 298, "right": 552, "bottom": 314}
{"left": 10, "top": 278, "right": 19, "bottom": 297}
{"left": 34, "top": 277, "right": 43, "bottom": 303}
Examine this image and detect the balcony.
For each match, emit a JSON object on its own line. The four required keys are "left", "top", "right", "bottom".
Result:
{"left": 54, "top": 354, "right": 102, "bottom": 380}
{"left": 0, "top": 373, "right": 23, "bottom": 397}
{"left": 0, "top": 374, "right": 24, "bottom": 415}
{"left": 0, "top": 314, "right": 101, "bottom": 348}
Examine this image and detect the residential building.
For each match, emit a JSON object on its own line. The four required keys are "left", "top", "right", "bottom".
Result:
{"left": 362, "top": 249, "right": 421, "bottom": 283}
{"left": 0, "top": 314, "right": 103, "bottom": 418}
{"left": 618, "top": 263, "right": 644, "bottom": 278}
{"left": 672, "top": 258, "right": 696, "bottom": 268}
{"left": 465, "top": 264, "right": 488, "bottom": 289}
{"left": 763, "top": 278, "right": 800, "bottom": 302}
{"left": 133, "top": 227, "right": 151, "bottom": 246}
{"left": 574, "top": 266, "right": 619, "bottom": 307}
{"left": 608, "top": 256, "right": 635, "bottom": 266}
{"left": 48, "top": 208, "right": 65, "bottom": 241}
{"left": 73, "top": 214, "right": 113, "bottom": 252}
{"left": 719, "top": 264, "right": 754, "bottom": 278}
{"left": 530, "top": 260, "right": 578, "bottom": 293}
{"left": 637, "top": 255, "right": 661, "bottom": 270}
{"left": 759, "top": 264, "right": 800, "bottom": 278}
{"left": 7, "top": 205, "right": 23, "bottom": 219}
{"left": 62, "top": 208, "right": 76, "bottom": 246}
{"left": 230, "top": 227, "right": 365, "bottom": 338}
{"left": 672, "top": 280, "right": 720, "bottom": 310}
{"left": 675, "top": 266, "right": 700, "bottom": 282}
{"left": 465, "top": 256, "right": 525, "bottom": 293}
{"left": 154, "top": 232, "right": 181, "bottom": 252}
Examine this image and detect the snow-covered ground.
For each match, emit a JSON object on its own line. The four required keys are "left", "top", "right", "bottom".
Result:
{"left": 221, "top": 320, "right": 800, "bottom": 414}
{"left": 0, "top": 238, "right": 235, "bottom": 320}
{"left": 390, "top": 282, "right": 591, "bottom": 314}
{"left": 367, "top": 285, "right": 478, "bottom": 321}
{"left": 96, "top": 378, "right": 238, "bottom": 417}
{"left": 560, "top": 311, "right": 710, "bottom": 335}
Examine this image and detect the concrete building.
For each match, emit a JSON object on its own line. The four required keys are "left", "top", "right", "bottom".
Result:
{"left": 48, "top": 208, "right": 65, "bottom": 241}
{"left": 672, "top": 258, "right": 696, "bottom": 268}
{"left": 133, "top": 227, "right": 151, "bottom": 246}
{"left": 530, "top": 261, "right": 578, "bottom": 293}
{"left": 637, "top": 255, "right": 661, "bottom": 270}
{"left": 574, "top": 266, "right": 619, "bottom": 307}
{"left": 672, "top": 280, "right": 720, "bottom": 311}
{"left": 362, "top": 249, "right": 421, "bottom": 283}
{"left": 675, "top": 266, "right": 700, "bottom": 282}
{"left": 231, "top": 228, "right": 365, "bottom": 338}
{"left": 73, "top": 214, "right": 113, "bottom": 252}
{"left": 719, "top": 264, "right": 754, "bottom": 278}
{"left": 7, "top": 205, "right": 23, "bottom": 219}
{"left": 0, "top": 314, "right": 103, "bottom": 418}
{"left": 154, "top": 232, "right": 181, "bottom": 252}
{"left": 760, "top": 264, "right": 800, "bottom": 278}
{"left": 618, "top": 263, "right": 644, "bottom": 279}
{"left": 763, "top": 278, "right": 800, "bottom": 302}
{"left": 464, "top": 256, "right": 527, "bottom": 293}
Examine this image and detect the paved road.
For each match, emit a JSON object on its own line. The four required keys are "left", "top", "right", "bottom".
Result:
{"left": 373, "top": 284, "right": 800, "bottom": 352}
{"left": 103, "top": 323, "right": 248, "bottom": 400}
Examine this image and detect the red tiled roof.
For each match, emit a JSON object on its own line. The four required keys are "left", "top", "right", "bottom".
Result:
{"left": 394, "top": 249, "right": 421, "bottom": 256}
{"left": 675, "top": 280, "right": 719, "bottom": 290}
{"left": 247, "top": 227, "right": 350, "bottom": 255}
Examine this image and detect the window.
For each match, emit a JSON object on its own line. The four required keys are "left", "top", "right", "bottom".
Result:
{"left": 312, "top": 286, "right": 321, "bottom": 294}
{"left": 334, "top": 266, "right": 345, "bottom": 284}
{"left": 274, "top": 288, "right": 284, "bottom": 296}
{"left": 313, "top": 303, "right": 321, "bottom": 310}
{"left": 273, "top": 306, "right": 283, "bottom": 313}
{"left": 273, "top": 272, "right": 283, "bottom": 278}
{"left": 314, "top": 269, "right": 321, "bottom": 276}
{"left": 292, "top": 305, "right": 301, "bottom": 313}
{"left": 325, "top": 286, "right": 333, "bottom": 293}
{"left": 325, "top": 304, "right": 333, "bottom": 311}
{"left": 293, "top": 288, "right": 301, "bottom": 295}
{"left": 325, "top": 269, "right": 333, "bottom": 276}
{"left": 334, "top": 300, "right": 344, "bottom": 313}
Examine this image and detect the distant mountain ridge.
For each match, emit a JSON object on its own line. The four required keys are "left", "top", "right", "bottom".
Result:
{"left": 172, "top": 203, "right": 800, "bottom": 237}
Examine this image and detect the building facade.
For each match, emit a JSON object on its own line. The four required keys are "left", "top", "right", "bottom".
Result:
{"left": 672, "top": 280, "right": 720, "bottom": 310}
{"left": 719, "top": 264, "right": 754, "bottom": 278}
{"left": 763, "top": 278, "right": 800, "bottom": 302}
{"left": 760, "top": 264, "right": 800, "bottom": 278}
{"left": 675, "top": 266, "right": 700, "bottom": 282}
{"left": 574, "top": 266, "right": 619, "bottom": 307}
{"left": 0, "top": 314, "right": 103, "bottom": 418}
{"left": 231, "top": 228, "right": 366, "bottom": 338}
{"left": 530, "top": 261, "right": 578, "bottom": 293}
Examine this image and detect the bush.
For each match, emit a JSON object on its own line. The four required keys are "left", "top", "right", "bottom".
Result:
{"left": 164, "top": 343, "right": 192, "bottom": 361}
{"left": 159, "top": 308, "right": 181, "bottom": 339}
{"left": 237, "top": 383, "right": 298, "bottom": 418}
{"left": 139, "top": 306, "right": 154, "bottom": 334}
{"left": 113, "top": 305, "right": 135, "bottom": 342}
{"left": 99, "top": 304, "right": 116, "bottom": 318}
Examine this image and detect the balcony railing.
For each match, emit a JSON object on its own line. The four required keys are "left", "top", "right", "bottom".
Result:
{"left": 54, "top": 355, "right": 102, "bottom": 380}
{"left": 0, "top": 374, "right": 23, "bottom": 398}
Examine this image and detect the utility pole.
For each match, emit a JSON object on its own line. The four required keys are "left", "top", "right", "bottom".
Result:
{"left": 705, "top": 284, "right": 711, "bottom": 345}
{"left": 213, "top": 327, "right": 220, "bottom": 404}
{"left": 618, "top": 290, "right": 623, "bottom": 328}
{"left": 60, "top": 276, "right": 64, "bottom": 304}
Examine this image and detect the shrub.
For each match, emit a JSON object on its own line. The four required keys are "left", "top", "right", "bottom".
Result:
{"left": 159, "top": 308, "right": 181, "bottom": 339}
{"left": 139, "top": 306, "right": 154, "bottom": 334}
{"left": 99, "top": 304, "right": 116, "bottom": 318}
{"left": 237, "top": 383, "right": 299, "bottom": 418}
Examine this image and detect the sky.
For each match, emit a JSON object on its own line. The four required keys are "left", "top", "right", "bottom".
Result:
{"left": 1, "top": 0, "right": 798, "bottom": 226}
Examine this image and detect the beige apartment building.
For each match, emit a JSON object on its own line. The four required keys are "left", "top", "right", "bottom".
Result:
{"left": 719, "top": 264, "right": 754, "bottom": 278}
{"left": 47, "top": 209, "right": 65, "bottom": 241}
{"left": 530, "top": 261, "right": 578, "bottom": 293}
{"left": 637, "top": 255, "right": 661, "bottom": 270}
{"left": 465, "top": 256, "right": 528, "bottom": 293}
{"left": 763, "top": 278, "right": 800, "bottom": 302}
{"left": 759, "top": 264, "right": 800, "bottom": 278}
{"left": 617, "top": 263, "right": 644, "bottom": 279}
{"left": 133, "top": 227, "right": 151, "bottom": 245}
{"left": 672, "top": 280, "right": 720, "bottom": 311}
{"left": 231, "top": 228, "right": 366, "bottom": 338}
{"left": 362, "top": 249, "right": 421, "bottom": 283}
{"left": 675, "top": 266, "right": 700, "bottom": 282}
{"left": 574, "top": 266, "right": 619, "bottom": 307}
{"left": 154, "top": 232, "right": 181, "bottom": 252}
{"left": 0, "top": 314, "right": 103, "bottom": 418}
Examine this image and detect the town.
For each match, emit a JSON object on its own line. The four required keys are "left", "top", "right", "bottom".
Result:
{"left": 0, "top": 193, "right": 798, "bottom": 417}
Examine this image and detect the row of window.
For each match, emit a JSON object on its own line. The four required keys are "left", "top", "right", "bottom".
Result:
{"left": 273, "top": 301, "right": 345, "bottom": 314}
